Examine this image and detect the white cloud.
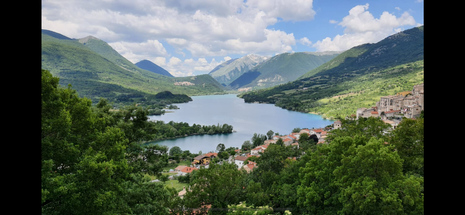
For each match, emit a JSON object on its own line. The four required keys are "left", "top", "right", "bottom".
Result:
{"left": 395, "top": 7, "right": 401, "bottom": 11}
{"left": 42, "top": 0, "right": 316, "bottom": 60}
{"left": 224, "top": 56, "right": 232, "bottom": 61}
{"left": 159, "top": 57, "right": 224, "bottom": 77}
{"left": 313, "top": 3, "right": 416, "bottom": 51}
{"left": 329, "top": 20, "right": 338, "bottom": 24}
{"left": 108, "top": 40, "right": 169, "bottom": 63}
{"left": 299, "top": 37, "right": 312, "bottom": 46}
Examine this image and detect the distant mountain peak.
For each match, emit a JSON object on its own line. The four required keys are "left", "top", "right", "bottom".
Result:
{"left": 78, "top": 36, "right": 100, "bottom": 44}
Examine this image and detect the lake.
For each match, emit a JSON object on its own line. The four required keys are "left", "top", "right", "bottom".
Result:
{"left": 146, "top": 94, "right": 333, "bottom": 153}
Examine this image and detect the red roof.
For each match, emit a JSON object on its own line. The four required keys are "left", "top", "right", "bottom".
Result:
{"left": 204, "top": 152, "right": 218, "bottom": 157}
{"left": 314, "top": 129, "right": 323, "bottom": 133}
{"left": 283, "top": 138, "right": 292, "bottom": 142}
{"left": 371, "top": 111, "right": 379, "bottom": 114}
{"left": 385, "top": 110, "right": 401, "bottom": 114}
{"left": 180, "top": 166, "right": 198, "bottom": 173}
{"left": 235, "top": 156, "right": 247, "bottom": 161}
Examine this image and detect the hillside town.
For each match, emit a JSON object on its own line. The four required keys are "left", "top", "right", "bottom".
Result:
{"left": 355, "top": 83, "right": 424, "bottom": 128}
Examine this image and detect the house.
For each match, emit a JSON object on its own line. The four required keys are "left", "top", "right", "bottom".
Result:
{"left": 250, "top": 143, "right": 270, "bottom": 155}
{"left": 192, "top": 153, "right": 217, "bottom": 165}
{"left": 299, "top": 129, "right": 310, "bottom": 134}
{"left": 235, "top": 156, "right": 248, "bottom": 168}
{"left": 241, "top": 160, "right": 257, "bottom": 173}
{"left": 291, "top": 142, "right": 299, "bottom": 149}
{"left": 334, "top": 120, "right": 342, "bottom": 129}
{"left": 283, "top": 138, "right": 293, "bottom": 146}
{"left": 178, "top": 187, "right": 187, "bottom": 199}
{"left": 291, "top": 133, "right": 300, "bottom": 140}
{"left": 179, "top": 166, "right": 199, "bottom": 176}
{"left": 175, "top": 165, "right": 188, "bottom": 173}
{"left": 263, "top": 139, "right": 277, "bottom": 145}
{"left": 382, "top": 119, "right": 398, "bottom": 129}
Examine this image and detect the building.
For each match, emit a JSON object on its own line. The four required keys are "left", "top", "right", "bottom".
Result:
{"left": 234, "top": 156, "right": 248, "bottom": 168}
{"left": 334, "top": 120, "right": 342, "bottom": 129}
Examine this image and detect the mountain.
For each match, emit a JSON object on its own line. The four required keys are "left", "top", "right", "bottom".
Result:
{"left": 228, "top": 51, "right": 340, "bottom": 90}
{"left": 208, "top": 54, "right": 269, "bottom": 86}
{"left": 135, "top": 59, "right": 174, "bottom": 77}
{"left": 240, "top": 26, "right": 424, "bottom": 119}
{"left": 41, "top": 29, "right": 224, "bottom": 106}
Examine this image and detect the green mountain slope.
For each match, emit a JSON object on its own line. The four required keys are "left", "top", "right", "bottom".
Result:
{"left": 135, "top": 59, "right": 174, "bottom": 77}
{"left": 41, "top": 30, "right": 224, "bottom": 105}
{"left": 209, "top": 54, "right": 269, "bottom": 86}
{"left": 229, "top": 51, "right": 340, "bottom": 90}
{"left": 240, "top": 26, "right": 424, "bottom": 119}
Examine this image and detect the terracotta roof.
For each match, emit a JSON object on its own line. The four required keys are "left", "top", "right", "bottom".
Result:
{"left": 321, "top": 131, "right": 327, "bottom": 135}
{"left": 313, "top": 129, "right": 323, "bottom": 133}
{"left": 175, "top": 165, "right": 187, "bottom": 171}
{"left": 180, "top": 167, "right": 198, "bottom": 173}
{"left": 291, "top": 142, "right": 299, "bottom": 146}
{"left": 204, "top": 152, "right": 217, "bottom": 157}
{"left": 193, "top": 154, "right": 207, "bottom": 161}
{"left": 385, "top": 110, "right": 401, "bottom": 114}
{"left": 371, "top": 111, "right": 379, "bottom": 114}
{"left": 235, "top": 156, "right": 247, "bottom": 161}
{"left": 288, "top": 135, "right": 296, "bottom": 139}
{"left": 283, "top": 138, "right": 292, "bottom": 142}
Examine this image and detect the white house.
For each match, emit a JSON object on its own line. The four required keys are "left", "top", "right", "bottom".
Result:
{"left": 234, "top": 156, "right": 248, "bottom": 168}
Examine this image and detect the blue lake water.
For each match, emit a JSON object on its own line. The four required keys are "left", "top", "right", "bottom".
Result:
{"left": 146, "top": 94, "right": 333, "bottom": 153}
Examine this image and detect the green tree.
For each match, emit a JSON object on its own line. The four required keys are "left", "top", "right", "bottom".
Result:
{"left": 169, "top": 146, "right": 182, "bottom": 156}
{"left": 276, "top": 138, "right": 284, "bottom": 147}
{"left": 266, "top": 130, "right": 274, "bottom": 140}
{"left": 389, "top": 118, "right": 424, "bottom": 176}
{"left": 242, "top": 140, "right": 253, "bottom": 151}
{"left": 184, "top": 162, "right": 246, "bottom": 214}
{"left": 292, "top": 127, "right": 301, "bottom": 133}
{"left": 218, "top": 151, "right": 230, "bottom": 160}
{"left": 217, "top": 143, "right": 226, "bottom": 153}
{"left": 159, "top": 174, "right": 169, "bottom": 184}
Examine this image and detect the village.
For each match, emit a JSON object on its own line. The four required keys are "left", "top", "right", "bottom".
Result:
{"left": 160, "top": 83, "right": 424, "bottom": 198}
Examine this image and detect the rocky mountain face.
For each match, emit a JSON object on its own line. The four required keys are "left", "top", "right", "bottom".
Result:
{"left": 208, "top": 54, "right": 269, "bottom": 85}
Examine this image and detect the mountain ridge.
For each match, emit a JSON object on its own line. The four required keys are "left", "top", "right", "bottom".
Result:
{"left": 135, "top": 59, "right": 174, "bottom": 77}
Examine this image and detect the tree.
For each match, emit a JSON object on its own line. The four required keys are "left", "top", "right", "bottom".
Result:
{"left": 159, "top": 174, "right": 169, "bottom": 184}
{"left": 389, "top": 117, "right": 424, "bottom": 176}
{"left": 266, "top": 130, "right": 274, "bottom": 140}
{"left": 217, "top": 143, "right": 226, "bottom": 153}
{"left": 169, "top": 146, "right": 183, "bottom": 156}
{"left": 242, "top": 140, "right": 253, "bottom": 151}
{"left": 184, "top": 162, "right": 246, "bottom": 214}
{"left": 42, "top": 70, "right": 172, "bottom": 215}
{"left": 292, "top": 127, "right": 301, "bottom": 133}
{"left": 218, "top": 151, "right": 229, "bottom": 160}
{"left": 276, "top": 138, "right": 284, "bottom": 146}
{"left": 251, "top": 133, "right": 267, "bottom": 147}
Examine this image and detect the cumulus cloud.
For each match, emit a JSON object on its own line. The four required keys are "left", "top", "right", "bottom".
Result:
{"left": 313, "top": 3, "right": 416, "bottom": 51}
{"left": 109, "top": 40, "right": 169, "bottom": 63}
{"left": 42, "top": 0, "right": 316, "bottom": 60}
{"left": 329, "top": 20, "right": 338, "bottom": 24}
{"left": 162, "top": 57, "right": 223, "bottom": 77}
{"left": 299, "top": 37, "right": 312, "bottom": 46}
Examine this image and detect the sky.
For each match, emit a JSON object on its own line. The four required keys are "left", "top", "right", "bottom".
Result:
{"left": 42, "top": 0, "right": 424, "bottom": 77}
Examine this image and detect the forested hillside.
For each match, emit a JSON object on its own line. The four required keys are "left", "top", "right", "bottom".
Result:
{"left": 41, "top": 29, "right": 224, "bottom": 106}
{"left": 240, "top": 26, "right": 424, "bottom": 119}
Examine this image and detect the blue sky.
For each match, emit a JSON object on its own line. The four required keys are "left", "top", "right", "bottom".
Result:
{"left": 42, "top": 0, "right": 423, "bottom": 77}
